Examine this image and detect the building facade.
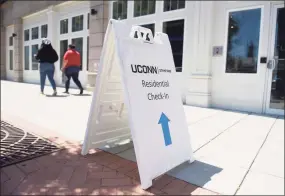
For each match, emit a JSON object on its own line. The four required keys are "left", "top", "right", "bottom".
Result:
{"left": 1, "top": 1, "right": 284, "bottom": 116}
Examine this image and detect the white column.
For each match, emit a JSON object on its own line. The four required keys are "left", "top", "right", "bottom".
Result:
{"left": 193, "top": 1, "right": 214, "bottom": 76}
{"left": 47, "top": 6, "right": 57, "bottom": 48}
{"left": 185, "top": 1, "right": 214, "bottom": 107}
{"left": 47, "top": 6, "right": 60, "bottom": 79}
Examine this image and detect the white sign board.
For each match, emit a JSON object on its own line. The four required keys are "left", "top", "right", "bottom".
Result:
{"left": 82, "top": 19, "right": 194, "bottom": 189}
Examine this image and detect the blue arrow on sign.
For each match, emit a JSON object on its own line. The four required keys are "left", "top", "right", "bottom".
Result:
{"left": 158, "top": 112, "right": 172, "bottom": 146}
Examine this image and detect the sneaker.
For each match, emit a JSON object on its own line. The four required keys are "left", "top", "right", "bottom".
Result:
{"left": 63, "top": 91, "right": 69, "bottom": 94}
{"left": 40, "top": 92, "right": 45, "bottom": 96}
{"left": 80, "top": 88, "right": 83, "bottom": 95}
{"left": 52, "top": 91, "right": 57, "bottom": 96}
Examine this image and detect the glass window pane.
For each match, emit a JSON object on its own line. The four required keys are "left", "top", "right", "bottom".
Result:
{"left": 9, "top": 36, "right": 13, "bottom": 46}
{"left": 9, "top": 50, "right": 13, "bottom": 70}
{"left": 170, "top": 0, "right": 178, "bottom": 10}
{"left": 24, "top": 46, "right": 29, "bottom": 70}
{"left": 72, "top": 15, "right": 84, "bottom": 32}
{"left": 32, "top": 27, "right": 39, "bottom": 40}
{"left": 60, "top": 40, "right": 68, "bottom": 69}
{"left": 134, "top": 0, "right": 141, "bottom": 17}
{"left": 114, "top": 0, "right": 128, "bottom": 20}
{"left": 164, "top": 0, "right": 184, "bottom": 11}
{"left": 225, "top": 8, "right": 261, "bottom": 73}
{"left": 87, "top": 13, "right": 90, "bottom": 29}
{"left": 118, "top": 1, "right": 123, "bottom": 17}
{"left": 60, "top": 19, "right": 68, "bottom": 34}
{"left": 122, "top": 0, "right": 128, "bottom": 19}
{"left": 141, "top": 0, "right": 148, "bottom": 15}
{"left": 163, "top": 19, "right": 184, "bottom": 72}
{"left": 164, "top": 0, "right": 170, "bottom": 11}
{"left": 178, "top": 0, "right": 185, "bottom": 9}
{"left": 269, "top": 7, "right": 285, "bottom": 109}
{"left": 113, "top": 1, "right": 118, "bottom": 19}
{"left": 71, "top": 37, "right": 83, "bottom": 70}
{"left": 134, "top": 0, "right": 155, "bottom": 17}
{"left": 87, "top": 36, "right": 89, "bottom": 71}
{"left": 148, "top": 0, "right": 155, "bottom": 14}
{"left": 41, "top": 24, "right": 48, "bottom": 38}
{"left": 24, "top": 29, "right": 29, "bottom": 41}
{"left": 32, "top": 44, "right": 39, "bottom": 70}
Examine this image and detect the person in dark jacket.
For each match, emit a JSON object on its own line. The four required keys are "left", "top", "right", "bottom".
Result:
{"left": 35, "top": 39, "right": 58, "bottom": 96}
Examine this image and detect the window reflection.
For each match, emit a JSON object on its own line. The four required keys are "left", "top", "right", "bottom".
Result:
{"left": 225, "top": 8, "right": 261, "bottom": 74}
{"left": 112, "top": 0, "right": 128, "bottom": 20}
{"left": 163, "top": 19, "right": 184, "bottom": 72}
{"left": 60, "top": 40, "right": 68, "bottom": 69}
{"left": 32, "top": 27, "right": 39, "bottom": 40}
{"left": 60, "top": 19, "right": 68, "bottom": 34}
{"left": 9, "top": 50, "right": 13, "bottom": 70}
{"left": 32, "top": 44, "right": 39, "bottom": 70}
{"left": 24, "top": 29, "right": 29, "bottom": 41}
{"left": 72, "top": 15, "right": 84, "bottom": 32}
{"left": 24, "top": 46, "right": 29, "bottom": 70}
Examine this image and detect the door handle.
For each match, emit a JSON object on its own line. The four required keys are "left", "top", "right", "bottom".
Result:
{"left": 267, "top": 59, "right": 276, "bottom": 70}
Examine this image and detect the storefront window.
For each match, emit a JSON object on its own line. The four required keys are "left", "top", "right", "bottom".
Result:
{"left": 60, "top": 19, "right": 68, "bottom": 34}
{"left": 9, "top": 36, "right": 13, "bottom": 46}
{"left": 87, "top": 36, "right": 89, "bottom": 71}
{"left": 164, "top": 0, "right": 185, "bottom": 12}
{"left": 72, "top": 15, "right": 84, "bottom": 32}
{"left": 163, "top": 19, "right": 184, "bottom": 72}
{"left": 24, "top": 29, "right": 30, "bottom": 41}
{"left": 31, "top": 44, "right": 39, "bottom": 70}
{"left": 24, "top": 46, "right": 29, "bottom": 70}
{"left": 60, "top": 40, "right": 68, "bottom": 69}
{"left": 112, "top": 0, "right": 128, "bottom": 20}
{"left": 9, "top": 50, "right": 13, "bottom": 70}
{"left": 225, "top": 8, "right": 261, "bottom": 73}
{"left": 41, "top": 24, "right": 48, "bottom": 38}
{"left": 87, "top": 13, "right": 90, "bottom": 29}
{"left": 134, "top": 0, "right": 156, "bottom": 17}
{"left": 31, "top": 27, "right": 39, "bottom": 40}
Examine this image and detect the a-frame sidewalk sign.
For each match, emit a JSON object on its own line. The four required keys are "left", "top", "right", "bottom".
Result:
{"left": 82, "top": 19, "right": 195, "bottom": 190}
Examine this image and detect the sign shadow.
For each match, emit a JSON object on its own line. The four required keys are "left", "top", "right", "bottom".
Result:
{"left": 167, "top": 160, "right": 223, "bottom": 188}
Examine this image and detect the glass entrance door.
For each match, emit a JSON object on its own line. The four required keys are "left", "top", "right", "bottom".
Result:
{"left": 265, "top": 3, "right": 285, "bottom": 115}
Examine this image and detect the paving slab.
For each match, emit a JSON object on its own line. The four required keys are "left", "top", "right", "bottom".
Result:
{"left": 183, "top": 106, "right": 221, "bottom": 125}
{"left": 250, "top": 117, "right": 284, "bottom": 178}
{"left": 236, "top": 171, "right": 284, "bottom": 195}
{"left": 189, "top": 110, "right": 248, "bottom": 152}
{"left": 194, "top": 114, "right": 277, "bottom": 169}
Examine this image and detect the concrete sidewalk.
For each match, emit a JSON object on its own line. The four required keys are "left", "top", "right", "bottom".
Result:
{"left": 1, "top": 80, "right": 284, "bottom": 195}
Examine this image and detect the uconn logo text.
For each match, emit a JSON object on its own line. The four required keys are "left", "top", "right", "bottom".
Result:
{"left": 131, "top": 64, "right": 158, "bottom": 74}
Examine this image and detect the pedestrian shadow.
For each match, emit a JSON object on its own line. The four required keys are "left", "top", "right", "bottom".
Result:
{"left": 45, "top": 95, "right": 69, "bottom": 98}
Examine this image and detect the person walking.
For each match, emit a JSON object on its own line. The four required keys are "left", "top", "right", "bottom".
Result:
{"left": 35, "top": 39, "right": 58, "bottom": 96}
{"left": 61, "top": 44, "right": 84, "bottom": 94}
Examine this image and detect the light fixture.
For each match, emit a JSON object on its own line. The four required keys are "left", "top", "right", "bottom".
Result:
{"left": 91, "top": 8, "right": 97, "bottom": 15}
{"left": 12, "top": 33, "right": 17, "bottom": 37}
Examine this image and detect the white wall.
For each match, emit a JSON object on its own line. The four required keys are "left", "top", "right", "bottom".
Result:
{"left": 109, "top": 0, "right": 213, "bottom": 107}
